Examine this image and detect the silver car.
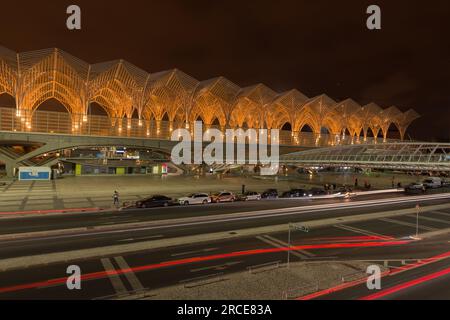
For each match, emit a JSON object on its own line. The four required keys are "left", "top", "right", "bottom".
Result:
{"left": 240, "top": 191, "right": 262, "bottom": 201}
{"left": 178, "top": 193, "right": 211, "bottom": 206}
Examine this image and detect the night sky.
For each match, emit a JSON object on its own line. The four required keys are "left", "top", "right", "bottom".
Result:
{"left": 0, "top": 0, "right": 449, "bottom": 141}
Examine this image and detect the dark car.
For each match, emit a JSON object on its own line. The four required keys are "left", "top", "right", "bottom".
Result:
{"left": 337, "top": 186, "right": 353, "bottom": 193}
{"left": 261, "top": 189, "right": 278, "bottom": 199}
{"left": 281, "top": 189, "right": 307, "bottom": 198}
{"left": 405, "top": 183, "right": 426, "bottom": 195}
{"left": 136, "top": 195, "right": 173, "bottom": 208}
{"left": 307, "top": 188, "right": 327, "bottom": 197}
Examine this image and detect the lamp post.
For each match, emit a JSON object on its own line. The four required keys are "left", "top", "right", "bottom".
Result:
{"left": 287, "top": 223, "right": 292, "bottom": 269}
{"left": 415, "top": 204, "right": 420, "bottom": 239}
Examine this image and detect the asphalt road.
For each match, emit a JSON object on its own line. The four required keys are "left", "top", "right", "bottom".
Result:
{"left": 313, "top": 253, "right": 450, "bottom": 300}
{"left": 0, "top": 193, "right": 407, "bottom": 235}
{"left": 0, "top": 201, "right": 449, "bottom": 300}
{"left": 0, "top": 194, "right": 449, "bottom": 259}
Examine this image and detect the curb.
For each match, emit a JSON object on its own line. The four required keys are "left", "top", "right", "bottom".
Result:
{"left": 0, "top": 207, "right": 105, "bottom": 217}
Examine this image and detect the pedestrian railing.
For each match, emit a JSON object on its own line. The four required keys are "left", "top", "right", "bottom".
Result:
{"left": 0, "top": 107, "right": 391, "bottom": 147}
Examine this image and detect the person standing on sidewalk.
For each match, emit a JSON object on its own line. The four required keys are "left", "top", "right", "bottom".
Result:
{"left": 113, "top": 191, "right": 120, "bottom": 208}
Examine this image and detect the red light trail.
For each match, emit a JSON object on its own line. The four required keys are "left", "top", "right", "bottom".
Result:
{"left": 0, "top": 240, "right": 409, "bottom": 294}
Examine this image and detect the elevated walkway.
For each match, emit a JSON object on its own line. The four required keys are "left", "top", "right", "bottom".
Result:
{"left": 281, "top": 143, "right": 450, "bottom": 171}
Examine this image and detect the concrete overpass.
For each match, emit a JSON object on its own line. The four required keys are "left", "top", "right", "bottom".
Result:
{"left": 0, "top": 131, "right": 309, "bottom": 177}
{"left": 0, "top": 131, "right": 181, "bottom": 177}
{"left": 2, "top": 132, "right": 445, "bottom": 179}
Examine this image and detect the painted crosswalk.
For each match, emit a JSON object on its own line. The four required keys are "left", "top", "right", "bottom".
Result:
{"left": 100, "top": 256, "right": 145, "bottom": 296}
{"left": 114, "top": 256, "right": 145, "bottom": 292}
{"left": 100, "top": 258, "right": 128, "bottom": 295}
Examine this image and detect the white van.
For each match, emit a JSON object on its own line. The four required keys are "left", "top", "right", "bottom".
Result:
{"left": 423, "top": 177, "right": 442, "bottom": 189}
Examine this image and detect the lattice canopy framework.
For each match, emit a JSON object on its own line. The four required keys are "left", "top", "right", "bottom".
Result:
{"left": 0, "top": 46, "right": 419, "bottom": 140}
{"left": 281, "top": 143, "right": 450, "bottom": 171}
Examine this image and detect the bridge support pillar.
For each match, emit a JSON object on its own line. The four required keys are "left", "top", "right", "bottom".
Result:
{"left": 5, "top": 161, "right": 16, "bottom": 178}
{"left": 1, "top": 159, "right": 17, "bottom": 179}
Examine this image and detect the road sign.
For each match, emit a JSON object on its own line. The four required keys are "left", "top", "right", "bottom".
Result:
{"left": 290, "top": 223, "right": 309, "bottom": 233}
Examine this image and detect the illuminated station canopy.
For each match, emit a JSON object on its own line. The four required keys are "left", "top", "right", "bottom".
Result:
{"left": 0, "top": 46, "right": 419, "bottom": 141}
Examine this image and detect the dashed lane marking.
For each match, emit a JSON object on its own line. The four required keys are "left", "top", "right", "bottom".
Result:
{"left": 190, "top": 261, "right": 243, "bottom": 273}
{"left": 116, "top": 235, "right": 164, "bottom": 243}
{"left": 171, "top": 248, "right": 219, "bottom": 257}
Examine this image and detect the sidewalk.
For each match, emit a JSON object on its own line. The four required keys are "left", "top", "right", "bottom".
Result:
{"left": 0, "top": 173, "right": 420, "bottom": 213}
{"left": 0, "top": 175, "right": 316, "bottom": 213}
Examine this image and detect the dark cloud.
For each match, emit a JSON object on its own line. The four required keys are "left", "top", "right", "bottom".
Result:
{"left": 0, "top": 0, "right": 449, "bottom": 140}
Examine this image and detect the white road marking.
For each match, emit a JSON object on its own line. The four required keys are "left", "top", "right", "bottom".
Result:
{"left": 379, "top": 218, "right": 436, "bottom": 231}
{"left": 100, "top": 258, "right": 128, "bottom": 295}
{"left": 405, "top": 214, "right": 450, "bottom": 225}
{"left": 432, "top": 211, "right": 450, "bottom": 218}
{"left": 263, "top": 235, "right": 316, "bottom": 257}
{"left": 190, "top": 261, "right": 243, "bottom": 273}
{"left": 334, "top": 224, "right": 389, "bottom": 239}
{"left": 116, "top": 235, "right": 164, "bottom": 243}
{"left": 256, "top": 235, "right": 307, "bottom": 259}
{"left": 135, "top": 235, "right": 164, "bottom": 241}
{"left": 114, "top": 256, "right": 144, "bottom": 292}
{"left": 171, "top": 248, "right": 218, "bottom": 257}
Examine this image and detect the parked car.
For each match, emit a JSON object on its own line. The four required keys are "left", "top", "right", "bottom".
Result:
{"left": 211, "top": 191, "right": 236, "bottom": 203}
{"left": 307, "top": 188, "right": 327, "bottom": 197}
{"left": 337, "top": 186, "right": 353, "bottom": 193}
{"left": 239, "top": 191, "right": 262, "bottom": 201}
{"left": 178, "top": 193, "right": 211, "bottom": 206}
{"left": 281, "top": 189, "right": 307, "bottom": 198}
{"left": 423, "top": 177, "right": 442, "bottom": 189}
{"left": 442, "top": 180, "right": 450, "bottom": 187}
{"left": 405, "top": 183, "right": 426, "bottom": 194}
{"left": 136, "top": 195, "right": 173, "bottom": 208}
{"left": 261, "top": 189, "right": 279, "bottom": 199}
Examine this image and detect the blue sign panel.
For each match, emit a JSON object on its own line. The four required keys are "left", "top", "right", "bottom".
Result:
{"left": 19, "top": 171, "right": 51, "bottom": 181}
{"left": 18, "top": 167, "right": 52, "bottom": 181}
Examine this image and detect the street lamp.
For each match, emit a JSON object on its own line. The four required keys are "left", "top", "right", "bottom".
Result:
{"left": 414, "top": 204, "right": 421, "bottom": 240}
